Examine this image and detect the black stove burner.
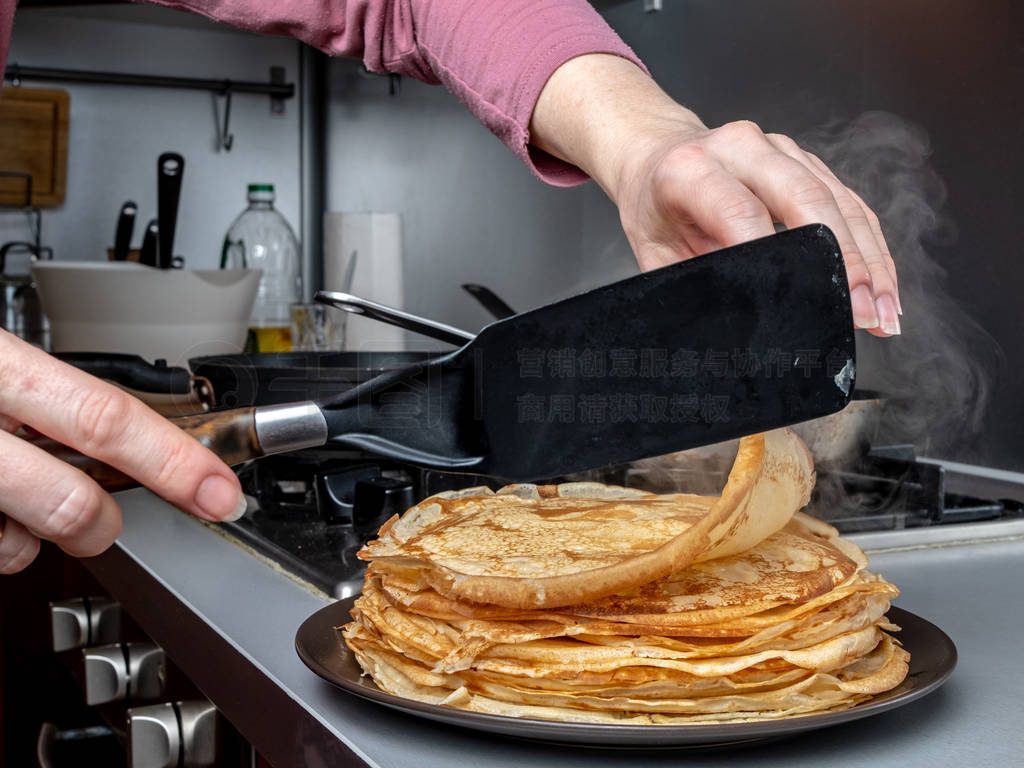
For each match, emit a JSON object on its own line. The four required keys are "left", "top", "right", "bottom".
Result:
{"left": 224, "top": 448, "right": 513, "bottom": 597}
{"left": 809, "top": 446, "right": 1016, "bottom": 533}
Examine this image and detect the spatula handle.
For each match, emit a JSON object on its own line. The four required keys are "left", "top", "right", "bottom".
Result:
{"left": 27, "top": 403, "right": 328, "bottom": 493}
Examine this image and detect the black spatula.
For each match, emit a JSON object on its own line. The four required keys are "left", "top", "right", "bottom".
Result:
{"left": 41, "top": 225, "right": 855, "bottom": 489}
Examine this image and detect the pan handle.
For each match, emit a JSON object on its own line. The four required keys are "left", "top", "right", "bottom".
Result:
{"left": 461, "top": 283, "right": 517, "bottom": 320}
{"left": 26, "top": 408, "right": 262, "bottom": 492}
{"left": 26, "top": 403, "right": 328, "bottom": 493}
{"left": 315, "top": 290, "right": 476, "bottom": 347}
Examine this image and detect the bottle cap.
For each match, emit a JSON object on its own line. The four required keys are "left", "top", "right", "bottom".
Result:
{"left": 246, "top": 183, "right": 275, "bottom": 203}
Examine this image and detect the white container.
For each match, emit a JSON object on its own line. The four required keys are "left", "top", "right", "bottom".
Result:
{"left": 31, "top": 262, "right": 261, "bottom": 366}
{"left": 322, "top": 211, "right": 404, "bottom": 350}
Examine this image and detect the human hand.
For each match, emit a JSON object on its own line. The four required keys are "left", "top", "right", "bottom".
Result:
{"left": 0, "top": 330, "right": 246, "bottom": 574}
{"left": 529, "top": 54, "right": 900, "bottom": 336}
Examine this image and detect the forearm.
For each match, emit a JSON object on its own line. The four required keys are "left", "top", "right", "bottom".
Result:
{"left": 147, "top": 0, "right": 643, "bottom": 184}
{"left": 529, "top": 53, "right": 703, "bottom": 202}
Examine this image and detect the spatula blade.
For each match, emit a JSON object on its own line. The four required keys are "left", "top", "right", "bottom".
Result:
{"left": 323, "top": 224, "right": 855, "bottom": 480}
{"left": 472, "top": 224, "right": 854, "bottom": 479}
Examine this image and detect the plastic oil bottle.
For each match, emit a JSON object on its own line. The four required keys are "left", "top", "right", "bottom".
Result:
{"left": 220, "top": 183, "right": 301, "bottom": 352}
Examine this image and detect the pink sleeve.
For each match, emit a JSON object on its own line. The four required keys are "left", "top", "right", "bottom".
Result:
{"left": 0, "top": 0, "right": 14, "bottom": 78}
{"left": 146, "top": 0, "right": 646, "bottom": 186}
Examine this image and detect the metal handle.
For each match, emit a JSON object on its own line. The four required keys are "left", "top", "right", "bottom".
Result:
{"left": 315, "top": 290, "right": 475, "bottom": 347}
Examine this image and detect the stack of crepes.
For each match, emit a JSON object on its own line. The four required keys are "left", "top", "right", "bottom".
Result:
{"left": 341, "top": 428, "right": 909, "bottom": 724}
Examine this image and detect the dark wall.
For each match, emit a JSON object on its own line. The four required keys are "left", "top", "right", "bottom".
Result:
{"left": 604, "top": 0, "right": 1023, "bottom": 469}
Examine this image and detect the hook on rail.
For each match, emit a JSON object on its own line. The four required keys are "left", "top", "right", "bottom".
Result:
{"left": 214, "top": 88, "right": 234, "bottom": 152}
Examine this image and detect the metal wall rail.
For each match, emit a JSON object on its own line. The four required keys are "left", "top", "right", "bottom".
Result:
{"left": 2, "top": 63, "right": 294, "bottom": 98}
{"left": 2, "top": 64, "right": 294, "bottom": 151}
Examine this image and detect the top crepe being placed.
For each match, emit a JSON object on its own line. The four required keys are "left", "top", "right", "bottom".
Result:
{"left": 358, "top": 428, "right": 814, "bottom": 610}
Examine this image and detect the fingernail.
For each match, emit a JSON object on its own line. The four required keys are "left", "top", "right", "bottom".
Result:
{"left": 195, "top": 475, "right": 246, "bottom": 522}
{"left": 875, "top": 294, "right": 902, "bottom": 335}
{"left": 851, "top": 285, "right": 879, "bottom": 329}
{"left": 223, "top": 493, "right": 248, "bottom": 522}
{"left": 895, "top": 293, "right": 904, "bottom": 316}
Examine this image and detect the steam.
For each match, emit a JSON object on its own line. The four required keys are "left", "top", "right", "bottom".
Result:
{"left": 610, "top": 112, "right": 1001, "bottom": 505}
{"left": 800, "top": 111, "right": 1001, "bottom": 456}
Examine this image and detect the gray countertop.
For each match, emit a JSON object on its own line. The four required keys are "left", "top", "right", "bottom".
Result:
{"left": 85, "top": 489, "right": 1024, "bottom": 767}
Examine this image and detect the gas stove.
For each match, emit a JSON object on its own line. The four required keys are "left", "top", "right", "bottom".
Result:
{"left": 223, "top": 447, "right": 519, "bottom": 597}
{"left": 223, "top": 443, "right": 1024, "bottom": 598}
{"left": 59, "top": 351, "right": 1021, "bottom": 598}
{"left": 807, "top": 446, "right": 1024, "bottom": 532}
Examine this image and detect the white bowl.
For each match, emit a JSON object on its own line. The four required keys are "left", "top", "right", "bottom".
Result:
{"left": 32, "top": 262, "right": 261, "bottom": 366}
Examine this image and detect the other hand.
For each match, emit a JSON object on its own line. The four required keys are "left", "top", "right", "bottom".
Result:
{"left": 530, "top": 54, "right": 900, "bottom": 336}
{"left": 0, "top": 331, "right": 245, "bottom": 574}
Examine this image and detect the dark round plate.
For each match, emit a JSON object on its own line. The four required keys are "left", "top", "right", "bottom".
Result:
{"left": 295, "top": 599, "right": 956, "bottom": 748}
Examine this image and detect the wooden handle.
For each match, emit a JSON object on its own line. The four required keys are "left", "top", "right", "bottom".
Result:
{"left": 172, "top": 408, "right": 262, "bottom": 466}
{"left": 26, "top": 407, "right": 262, "bottom": 493}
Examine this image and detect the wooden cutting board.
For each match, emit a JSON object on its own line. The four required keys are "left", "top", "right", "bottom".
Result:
{"left": 0, "top": 87, "right": 69, "bottom": 207}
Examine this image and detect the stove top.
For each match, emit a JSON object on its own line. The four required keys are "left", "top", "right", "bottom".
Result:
{"left": 224, "top": 447, "right": 520, "bottom": 596}
{"left": 807, "top": 446, "right": 1023, "bottom": 532}
{"left": 223, "top": 444, "right": 1024, "bottom": 598}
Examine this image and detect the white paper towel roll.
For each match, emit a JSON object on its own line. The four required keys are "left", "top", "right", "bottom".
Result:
{"left": 323, "top": 211, "right": 405, "bottom": 351}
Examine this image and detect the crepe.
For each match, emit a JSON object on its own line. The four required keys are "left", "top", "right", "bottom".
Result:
{"left": 342, "top": 430, "right": 910, "bottom": 725}
{"left": 360, "top": 428, "right": 814, "bottom": 609}
{"left": 345, "top": 629, "right": 907, "bottom": 724}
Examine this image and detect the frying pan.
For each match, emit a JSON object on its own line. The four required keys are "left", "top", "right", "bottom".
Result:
{"left": 189, "top": 351, "right": 441, "bottom": 409}
{"left": 55, "top": 351, "right": 434, "bottom": 415}
{"left": 63, "top": 350, "right": 881, "bottom": 466}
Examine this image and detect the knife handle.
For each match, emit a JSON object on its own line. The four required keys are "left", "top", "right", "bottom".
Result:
{"left": 112, "top": 201, "right": 137, "bottom": 262}
{"left": 27, "top": 408, "right": 262, "bottom": 492}
{"left": 27, "top": 403, "right": 329, "bottom": 494}
{"left": 139, "top": 219, "right": 159, "bottom": 267}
